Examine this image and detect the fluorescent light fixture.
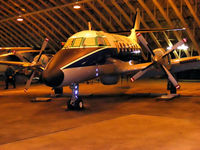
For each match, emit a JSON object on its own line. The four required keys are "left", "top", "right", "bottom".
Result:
{"left": 17, "top": 15, "right": 23, "bottom": 22}
{"left": 167, "top": 42, "right": 188, "bottom": 51}
{"left": 132, "top": 50, "right": 141, "bottom": 54}
{"left": 73, "top": 2, "right": 81, "bottom": 9}
{"left": 167, "top": 46, "right": 172, "bottom": 50}
{"left": 177, "top": 44, "right": 188, "bottom": 50}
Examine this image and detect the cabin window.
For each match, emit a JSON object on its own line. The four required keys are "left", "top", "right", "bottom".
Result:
{"left": 114, "top": 41, "right": 120, "bottom": 53}
{"left": 83, "top": 38, "right": 96, "bottom": 46}
{"left": 64, "top": 38, "right": 73, "bottom": 48}
{"left": 130, "top": 44, "right": 134, "bottom": 52}
{"left": 72, "top": 38, "right": 82, "bottom": 47}
{"left": 118, "top": 43, "right": 122, "bottom": 49}
{"left": 122, "top": 43, "right": 126, "bottom": 51}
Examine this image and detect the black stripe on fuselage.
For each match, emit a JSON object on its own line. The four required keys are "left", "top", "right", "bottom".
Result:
{"left": 45, "top": 47, "right": 102, "bottom": 72}
{"left": 62, "top": 47, "right": 114, "bottom": 69}
{"left": 45, "top": 46, "right": 143, "bottom": 73}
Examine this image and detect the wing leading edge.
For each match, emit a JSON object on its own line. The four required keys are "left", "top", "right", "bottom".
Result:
{"left": 112, "top": 56, "right": 200, "bottom": 79}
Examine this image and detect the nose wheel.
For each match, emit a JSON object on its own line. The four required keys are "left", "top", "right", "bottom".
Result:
{"left": 67, "top": 83, "right": 84, "bottom": 110}
{"left": 67, "top": 96, "right": 83, "bottom": 110}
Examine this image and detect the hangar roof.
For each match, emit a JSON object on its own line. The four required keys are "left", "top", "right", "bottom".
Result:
{"left": 0, "top": 0, "right": 199, "bottom": 57}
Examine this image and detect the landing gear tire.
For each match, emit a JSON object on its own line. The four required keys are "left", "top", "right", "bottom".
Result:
{"left": 67, "top": 96, "right": 84, "bottom": 110}
{"left": 67, "top": 99, "right": 74, "bottom": 110}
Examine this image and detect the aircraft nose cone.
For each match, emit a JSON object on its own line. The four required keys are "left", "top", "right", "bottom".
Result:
{"left": 42, "top": 69, "right": 64, "bottom": 87}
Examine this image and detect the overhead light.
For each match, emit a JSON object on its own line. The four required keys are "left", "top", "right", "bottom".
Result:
{"left": 17, "top": 15, "right": 23, "bottom": 22}
{"left": 178, "top": 44, "right": 188, "bottom": 50}
{"left": 21, "top": 8, "right": 26, "bottom": 12}
{"left": 132, "top": 50, "right": 141, "bottom": 54}
{"left": 167, "top": 44, "right": 188, "bottom": 51}
{"left": 73, "top": 1, "right": 81, "bottom": 9}
{"left": 167, "top": 46, "right": 172, "bottom": 50}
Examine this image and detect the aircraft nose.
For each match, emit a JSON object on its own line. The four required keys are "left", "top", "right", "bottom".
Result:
{"left": 42, "top": 69, "right": 64, "bottom": 87}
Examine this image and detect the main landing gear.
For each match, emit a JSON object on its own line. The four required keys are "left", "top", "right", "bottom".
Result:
{"left": 67, "top": 83, "right": 84, "bottom": 110}
{"left": 167, "top": 80, "right": 177, "bottom": 94}
{"left": 157, "top": 79, "right": 179, "bottom": 100}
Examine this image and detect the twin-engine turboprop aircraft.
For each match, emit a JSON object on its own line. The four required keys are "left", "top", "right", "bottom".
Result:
{"left": 0, "top": 9, "right": 200, "bottom": 110}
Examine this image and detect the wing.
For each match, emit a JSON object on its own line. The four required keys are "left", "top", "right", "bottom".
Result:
{"left": 171, "top": 56, "right": 200, "bottom": 73}
{"left": 105, "top": 58, "right": 153, "bottom": 76}
{"left": 0, "top": 60, "right": 32, "bottom": 67}
{"left": 111, "top": 56, "right": 200, "bottom": 78}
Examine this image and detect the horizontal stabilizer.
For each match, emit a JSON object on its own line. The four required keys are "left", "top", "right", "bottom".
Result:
{"left": 110, "top": 28, "right": 186, "bottom": 34}
{"left": 136, "top": 28, "right": 186, "bottom": 33}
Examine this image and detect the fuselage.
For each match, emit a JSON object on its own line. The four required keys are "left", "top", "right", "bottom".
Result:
{"left": 42, "top": 30, "right": 142, "bottom": 88}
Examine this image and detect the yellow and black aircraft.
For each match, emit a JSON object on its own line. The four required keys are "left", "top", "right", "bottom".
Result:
{"left": 0, "top": 9, "right": 200, "bottom": 110}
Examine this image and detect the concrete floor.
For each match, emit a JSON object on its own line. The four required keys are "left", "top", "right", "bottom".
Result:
{"left": 0, "top": 79, "right": 200, "bottom": 149}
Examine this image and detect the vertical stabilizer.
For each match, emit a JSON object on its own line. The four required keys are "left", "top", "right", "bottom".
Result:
{"left": 129, "top": 8, "right": 140, "bottom": 42}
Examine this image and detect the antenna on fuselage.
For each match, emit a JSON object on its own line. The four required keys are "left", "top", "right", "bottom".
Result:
{"left": 88, "top": 22, "right": 92, "bottom": 30}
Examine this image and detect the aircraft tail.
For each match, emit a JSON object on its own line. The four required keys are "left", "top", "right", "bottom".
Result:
{"left": 129, "top": 8, "right": 140, "bottom": 42}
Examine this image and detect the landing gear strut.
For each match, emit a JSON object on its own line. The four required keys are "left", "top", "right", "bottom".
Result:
{"left": 167, "top": 80, "right": 177, "bottom": 94}
{"left": 67, "top": 83, "right": 84, "bottom": 110}
{"left": 53, "top": 87, "right": 63, "bottom": 97}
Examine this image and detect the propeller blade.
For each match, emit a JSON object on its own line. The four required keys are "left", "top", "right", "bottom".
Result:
{"left": 162, "top": 38, "right": 187, "bottom": 58}
{"left": 35, "top": 38, "right": 49, "bottom": 63}
{"left": 137, "top": 32, "right": 155, "bottom": 56}
{"left": 24, "top": 71, "right": 35, "bottom": 92}
{"left": 13, "top": 51, "right": 31, "bottom": 62}
{"left": 161, "top": 65, "right": 180, "bottom": 89}
{"left": 131, "top": 62, "right": 154, "bottom": 82}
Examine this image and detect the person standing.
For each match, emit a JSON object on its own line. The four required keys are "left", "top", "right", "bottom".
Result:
{"left": 4, "top": 65, "right": 16, "bottom": 89}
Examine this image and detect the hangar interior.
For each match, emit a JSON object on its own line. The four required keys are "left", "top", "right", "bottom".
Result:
{"left": 0, "top": 0, "right": 200, "bottom": 56}
{"left": 1, "top": 0, "right": 200, "bottom": 149}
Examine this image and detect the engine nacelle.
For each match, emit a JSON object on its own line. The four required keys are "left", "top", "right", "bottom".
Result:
{"left": 153, "top": 48, "right": 171, "bottom": 69}
{"left": 100, "top": 75, "right": 119, "bottom": 85}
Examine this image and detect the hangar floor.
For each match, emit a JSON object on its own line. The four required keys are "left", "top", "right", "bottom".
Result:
{"left": 0, "top": 79, "right": 200, "bottom": 150}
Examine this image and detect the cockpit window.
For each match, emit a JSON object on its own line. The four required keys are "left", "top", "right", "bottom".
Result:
{"left": 103, "top": 38, "right": 110, "bottom": 46}
{"left": 63, "top": 36, "right": 110, "bottom": 48}
{"left": 72, "top": 38, "right": 82, "bottom": 47}
{"left": 83, "top": 38, "right": 96, "bottom": 46}
{"left": 97, "top": 37, "right": 105, "bottom": 46}
{"left": 63, "top": 38, "right": 73, "bottom": 48}
{"left": 97, "top": 37, "right": 110, "bottom": 46}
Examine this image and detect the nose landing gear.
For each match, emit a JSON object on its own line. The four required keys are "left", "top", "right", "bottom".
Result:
{"left": 67, "top": 83, "right": 84, "bottom": 110}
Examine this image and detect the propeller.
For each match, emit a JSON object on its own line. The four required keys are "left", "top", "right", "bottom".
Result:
{"left": 136, "top": 32, "right": 154, "bottom": 57}
{"left": 130, "top": 62, "right": 154, "bottom": 82}
{"left": 161, "top": 64, "right": 180, "bottom": 89}
{"left": 24, "top": 38, "right": 49, "bottom": 92}
{"left": 24, "top": 71, "right": 35, "bottom": 92}
{"left": 13, "top": 51, "right": 31, "bottom": 62}
{"left": 131, "top": 35, "right": 186, "bottom": 89}
{"left": 35, "top": 38, "right": 49, "bottom": 63}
